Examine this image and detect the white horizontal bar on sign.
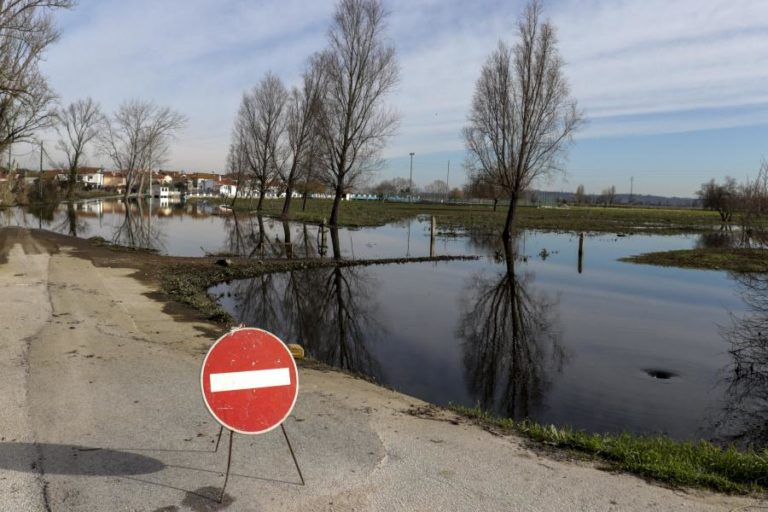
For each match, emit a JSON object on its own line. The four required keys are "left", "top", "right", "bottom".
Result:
{"left": 210, "top": 367, "right": 291, "bottom": 393}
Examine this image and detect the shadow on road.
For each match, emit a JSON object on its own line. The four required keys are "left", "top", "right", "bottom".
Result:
{"left": 0, "top": 442, "right": 165, "bottom": 475}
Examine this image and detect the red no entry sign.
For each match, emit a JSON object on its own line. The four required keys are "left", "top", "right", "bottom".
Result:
{"left": 201, "top": 328, "right": 299, "bottom": 434}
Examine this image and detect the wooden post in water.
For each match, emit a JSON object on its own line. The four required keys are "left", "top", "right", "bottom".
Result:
{"left": 430, "top": 216, "right": 436, "bottom": 258}
{"left": 578, "top": 232, "right": 584, "bottom": 274}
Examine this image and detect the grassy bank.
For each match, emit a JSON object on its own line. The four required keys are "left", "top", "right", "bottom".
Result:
{"left": 620, "top": 248, "right": 768, "bottom": 272}
{"left": 217, "top": 197, "right": 724, "bottom": 235}
{"left": 451, "top": 405, "right": 768, "bottom": 494}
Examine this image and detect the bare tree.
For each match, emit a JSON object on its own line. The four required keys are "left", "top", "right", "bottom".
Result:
{"left": 55, "top": 97, "right": 103, "bottom": 199}
{"left": 235, "top": 73, "right": 288, "bottom": 211}
{"left": 465, "top": 172, "right": 504, "bottom": 210}
{"left": 316, "top": 0, "right": 399, "bottom": 226}
{"left": 574, "top": 184, "right": 586, "bottom": 204}
{"left": 280, "top": 59, "right": 324, "bottom": 217}
{"left": 463, "top": 0, "right": 583, "bottom": 240}
{"left": 100, "top": 100, "right": 186, "bottom": 199}
{"left": 423, "top": 179, "right": 449, "bottom": 199}
{"left": 739, "top": 161, "right": 768, "bottom": 246}
{"left": 602, "top": 185, "right": 616, "bottom": 205}
{"left": 225, "top": 129, "right": 248, "bottom": 206}
{"left": 697, "top": 177, "right": 738, "bottom": 223}
{"left": 0, "top": 1, "right": 72, "bottom": 155}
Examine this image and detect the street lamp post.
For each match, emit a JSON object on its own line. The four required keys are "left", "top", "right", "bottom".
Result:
{"left": 408, "top": 152, "right": 415, "bottom": 203}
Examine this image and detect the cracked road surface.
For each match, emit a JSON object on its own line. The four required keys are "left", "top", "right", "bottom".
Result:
{"left": 0, "top": 227, "right": 765, "bottom": 511}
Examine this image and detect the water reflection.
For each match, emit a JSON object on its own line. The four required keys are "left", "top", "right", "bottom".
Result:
{"left": 214, "top": 229, "right": 384, "bottom": 377}
{"left": 696, "top": 230, "right": 737, "bottom": 249}
{"left": 717, "top": 272, "right": 768, "bottom": 449}
{"left": 111, "top": 201, "right": 164, "bottom": 252}
{"left": 696, "top": 228, "right": 768, "bottom": 250}
{"left": 7, "top": 199, "right": 470, "bottom": 258}
{"left": 458, "top": 241, "right": 565, "bottom": 419}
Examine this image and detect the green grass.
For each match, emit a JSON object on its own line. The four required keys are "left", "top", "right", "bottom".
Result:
{"left": 451, "top": 405, "right": 768, "bottom": 494}
{"left": 214, "top": 197, "right": 725, "bottom": 235}
{"left": 620, "top": 248, "right": 768, "bottom": 272}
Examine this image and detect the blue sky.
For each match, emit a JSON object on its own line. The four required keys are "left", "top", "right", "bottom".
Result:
{"left": 19, "top": 0, "right": 768, "bottom": 197}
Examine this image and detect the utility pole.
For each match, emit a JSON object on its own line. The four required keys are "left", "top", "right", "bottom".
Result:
{"left": 630, "top": 176, "right": 634, "bottom": 204}
{"left": 445, "top": 160, "right": 450, "bottom": 203}
{"left": 408, "top": 152, "right": 415, "bottom": 203}
{"left": 39, "top": 141, "right": 43, "bottom": 199}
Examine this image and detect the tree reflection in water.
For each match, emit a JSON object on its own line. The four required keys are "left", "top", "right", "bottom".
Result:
{"left": 222, "top": 215, "right": 317, "bottom": 259}
{"left": 112, "top": 201, "right": 164, "bottom": 251}
{"left": 458, "top": 239, "right": 564, "bottom": 419}
{"left": 717, "top": 272, "right": 768, "bottom": 449}
{"left": 226, "top": 226, "right": 384, "bottom": 377}
{"left": 56, "top": 201, "right": 88, "bottom": 237}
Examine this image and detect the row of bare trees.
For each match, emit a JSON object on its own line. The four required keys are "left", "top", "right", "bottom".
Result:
{"left": 52, "top": 98, "right": 186, "bottom": 200}
{"left": 227, "top": 0, "right": 399, "bottom": 224}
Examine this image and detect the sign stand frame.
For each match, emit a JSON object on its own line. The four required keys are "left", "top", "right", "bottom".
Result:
{"left": 201, "top": 327, "right": 305, "bottom": 503}
{"left": 212, "top": 423, "right": 306, "bottom": 504}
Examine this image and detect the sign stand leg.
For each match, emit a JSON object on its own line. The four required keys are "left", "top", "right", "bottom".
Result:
{"left": 218, "top": 429, "right": 234, "bottom": 504}
{"left": 280, "top": 423, "right": 305, "bottom": 486}
{"left": 213, "top": 424, "right": 224, "bottom": 452}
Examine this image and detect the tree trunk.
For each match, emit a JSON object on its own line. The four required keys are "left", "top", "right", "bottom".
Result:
{"left": 282, "top": 221, "right": 293, "bottom": 259}
{"left": 281, "top": 180, "right": 294, "bottom": 217}
{"left": 302, "top": 190, "right": 308, "bottom": 211}
{"left": 229, "top": 182, "right": 240, "bottom": 208}
{"left": 330, "top": 185, "right": 343, "bottom": 226}
{"left": 257, "top": 187, "right": 265, "bottom": 211}
{"left": 502, "top": 196, "right": 517, "bottom": 241}
{"left": 67, "top": 171, "right": 76, "bottom": 200}
{"left": 330, "top": 226, "right": 341, "bottom": 260}
{"left": 493, "top": 198, "right": 498, "bottom": 212}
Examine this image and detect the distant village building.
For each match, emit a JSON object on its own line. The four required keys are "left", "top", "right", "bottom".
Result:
{"left": 56, "top": 167, "right": 105, "bottom": 188}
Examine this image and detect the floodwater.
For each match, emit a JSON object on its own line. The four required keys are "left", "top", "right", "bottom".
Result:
{"left": 211, "top": 230, "right": 765, "bottom": 448}
{"left": 0, "top": 198, "right": 460, "bottom": 258}
{"left": 4, "top": 198, "right": 765, "bottom": 447}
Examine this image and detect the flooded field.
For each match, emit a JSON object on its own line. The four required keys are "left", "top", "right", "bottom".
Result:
{"left": 6, "top": 198, "right": 765, "bottom": 447}
{"left": 210, "top": 230, "right": 763, "bottom": 447}
{"left": 0, "top": 199, "right": 459, "bottom": 259}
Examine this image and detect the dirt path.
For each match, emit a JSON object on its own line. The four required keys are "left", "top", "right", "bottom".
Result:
{"left": 0, "top": 227, "right": 765, "bottom": 511}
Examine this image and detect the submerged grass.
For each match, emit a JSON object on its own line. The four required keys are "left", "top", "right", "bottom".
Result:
{"left": 620, "top": 248, "right": 768, "bottom": 273}
{"left": 451, "top": 405, "right": 768, "bottom": 494}
{"left": 216, "top": 197, "right": 725, "bottom": 235}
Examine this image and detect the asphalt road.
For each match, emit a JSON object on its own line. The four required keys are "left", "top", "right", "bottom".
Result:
{"left": 0, "top": 227, "right": 765, "bottom": 511}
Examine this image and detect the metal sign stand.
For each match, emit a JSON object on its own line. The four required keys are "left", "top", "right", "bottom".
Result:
{"left": 212, "top": 424, "right": 305, "bottom": 504}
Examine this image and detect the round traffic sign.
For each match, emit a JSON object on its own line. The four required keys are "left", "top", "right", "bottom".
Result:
{"left": 201, "top": 328, "right": 299, "bottom": 434}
